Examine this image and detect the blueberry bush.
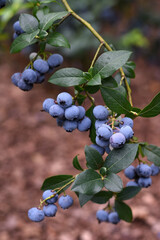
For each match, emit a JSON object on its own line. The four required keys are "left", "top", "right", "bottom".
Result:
{"left": 3, "top": 0, "right": 160, "bottom": 225}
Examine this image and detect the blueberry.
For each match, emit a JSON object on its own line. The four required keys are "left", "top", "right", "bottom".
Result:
{"left": 57, "top": 92, "right": 73, "bottom": 109}
{"left": 105, "top": 145, "right": 111, "bottom": 154}
{"left": 77, "top": 116, "right": 91, "bottom": 132}
{"left": 136, "top": 164, "right": 152, "bottom": 178}
{"left": 43, "top": 204, "right": 57, "bottom": 217}
{"left": 11, "top": 72, "right": 21, "bottom": 87}
{"left": 108, "top": 212, "right": 120, "bottom": 224}
{"left": 13, "top": 32, "right": 18, "bottom": 39}
{"left": 35, "top": 71, "right": 45, "bottom": 84}
{"left": 90, "top": 144, "right": 105, "bottom": 155}
{"left": 126, "top": 181, "right": 139, "bottom": 187}
{"left": 33, "top": 59, "right": 49, "bottom": 74}
{"left": 96, "top": 210, "right": 108, "bottom": 222}
{"left": 56, "top": 118, "right": 65, "bottom": 127}
{"left": 95, "top": 119, "right": 108, "bottom": 129}
{"left": 13, "top": 21, "right": 24, "bottom": 35}
{"left": 93, "top": 105, "right": 109, "bottom": 120}
{"left": 151, "top": 164, "right": 160, "bottom": 176}
{"left": 124, "top": 165, "right": 136, "bottom": 179}
{"left": 138, "top": 177, "right": 152, "bottom": 188}
{"left": 119, "top": 117, "right": 133, "bottom": 128}
{"left": 120, "top": 126, "right": 134, "bottom": 141}
{"left": 29, "top": 52, "right": 41, "bottom": 61}
{"left": 77, "top": 106, "right": 86, "bottom": 120}
{"left": 63, "top": 120, "right": 77, "bottom": 132}
{"left": 42, "top": 190, "right": 58, "bottom": 204}
{"left": 48, "top": 54, "right": 63, "bottom": 68}
{"left": 22, "top": 69, "right": 37, "bottom": 84}
{"left": 110, "top": 133, "right": 126, "bottom": 149}
{"left": 49, "top": 104, "right": 64, "bottom": 118}
{"left": 42, "top": 98, "right": 55, "bottom": 112}
{"left": 28, "top": 207, "right": 45, "bottom": 222}
{"left": 65, "top": 105, "right": 80, "bottom": 120}
{"left": 18, "top": 79, "right": 33, "bottom": 91}
{"left": 96, "top": 136, "right": 109, "bottom": 148}
{"left": 96, "top": 124, "right": 113, "bottom": 141}
{"left": 58, "top": 195, "right": 73, "bottom": 209}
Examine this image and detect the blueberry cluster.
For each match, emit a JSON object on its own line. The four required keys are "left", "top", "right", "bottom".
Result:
{"left": 43, "top": 92, "right": 91, "bottom": 132}
{"left": 96, "top": 209, "right": 120, "bottom": 224}
{"left": 125, "top": 163, "right": 160, "bottom": 188}
{"left": 28, "top": 190, "right": 73, "bottom": 222}
{"left": 93, "top": 105, "right": 134, "bottom": 153}
{"left": 13, "top": 21, "right": 25, "bottom": 39}
{"left": 11, "top": 54, "right": 63, "bottom": 91}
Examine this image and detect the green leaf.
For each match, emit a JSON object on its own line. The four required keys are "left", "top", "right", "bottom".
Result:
{"left": 104, "top": 144, "right": 139, "bottom": 173}
{"left": 102, "top": 76, "right": 118, "bottom": 88}
{"left": 87, "top": 73, "right": 101, "bottom": 86}
{"left": 123, "top": 62, "right": 136, "bottom": 78}
{"left": 41, "top": 175, "right": 73, "bottom": 191}
{"left": 115, "top": 200, "right": 133, "bottom": 222}
{"left": 19, "top": 13, "right": 39, "bottom": 33}
{"left": 85, "top": 85, "right": 100, "bottom": 94}
{"left": 138, "top": 92, "right": 160, "bottom": 117}
{"left": 144, "top": 144, "right": 160, "bottom": 166}
{"left": 40, "top": 11, "right": 68, "bottom": 30}
{"left": 72, "top": 155, "right": 83, "bottom": 171}
{"left": 71, "top": 169, "right": 103, "bottom": 195}
{"left": 91, "top": 191, "right": 113, "bottom": 204}
{"left": 39, "top": 30, "right": 48, "bottom": 38}
{"left": 47, "top": 32, "right": 70, "bottom": 48}
{"left": 85, "top": 145, "right": 104, "bottom": 170}
{"left": 10, "top": 33, "right": 38, "bottom": 53}
{"left": 86, "top": 106, "right": 96, "bottom": 144}
{"left": 48, "top": 68, "right": 86, "bottom": 87}
{"left": 104, "top": 173, "right": 123, "bottom": 192}
{"left": 78, "top": 193, "right": 93, "bottom": 207}
{"left": 100, "top": 86, "right": 132, "bottom": 114}
{"left": 77, "top": 94, "right": 86, "bottom": 105}
{"left": 93, "top": 50, "right": 132, "bottom": 78}
{"left": 117, "top": 186, "right": 141, "bottom": 201}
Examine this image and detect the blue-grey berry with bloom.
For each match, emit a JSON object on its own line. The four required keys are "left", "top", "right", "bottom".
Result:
{"left": 48, "top": 54, "right": 63, "bottom": 68}
{"left": 22, "top": 69, "right": 37, "bottom": 84}
{"left": 126, "top": 181, "right": 139, "bottom": 187}
{"left": 43, "top": 204, "right": 57, "bottom": 217}
{"left": 56, "top": 118, "right": 65, "bottom": 127}
{"left": 65, "top": 105, "right": 80, "bottom": 120}
{"left": 96, "top": 136, "right": 109, "bottom": 148}
{"left": 93, "top": 105, "right": 109, "bottom": 120}
{"left": 119, "top": 117, "right": 133, "bottom": 128}
{"left": 11, "top": 72, "right": 21, "bottom": 87}
{"left": 120, "top": 125, "right": 134, "bottom": 141}
{"left": 138, "top": 177, "right": 152, "bottom": 188}
{"left": 18, "top": 79, "right": 33, "bottom": 91}
{"left": 105, "top": 145, "right": 111, "bottom": 154}
{"left": 63, "top": 120, "right": 77, "bottom": 132}
{"left": 124, "top": 165, "right": 136, "bottom": 179}
{"left": 42, "top": 190, "right": 58, "bottom": 204}
{"left": 108, "top": 212, "right": 120, "bottom": 224}
{"left": 28, "top": 207, "right": 45, "bottom": 222}
{"left": 151, "top": 164, "right": 160, "bottom": 176}
{"left": 49, "top": 105, "right": 64, "bottom": 118}
{"left": 57, "top": 92, "right": 72, "bottom": 109}
{"left": 13, "top": 21, "right": 25, "bottom": 35}
{"left": 35, "top": 71, "right": 45, "bottom": 84}
{"left": 90, "top": 144, "right": 105, "bottom": 155}
{"left": 136, "top": 164, "right": 152, "bottom": 178}
{"left": 96, "top": 210, "right": 108, "bottom": 222}
{"left": 95, "top": 119, "right": 108, "bottom": 129}
{"left": 33, "top": 59, "right": 49, "bottom": 74}
{"left": 43, "top": 98, "right": 55, "bottom": 112}
{"left": 96, "top": 124, "right": 113, "bottom": 141}
{"left": 77, "top": 106, "right": 86, "bottom": 120}
{"left": 78, "top": 117, "right": 91, "bottom": 132}
{"left": 58, "top": 195, "right": 73, "bottom": 209}
{"left": 110, "top": 133, "right": 126, "bottom": 149}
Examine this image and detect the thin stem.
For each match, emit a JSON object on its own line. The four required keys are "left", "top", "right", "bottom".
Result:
{"left": 54, "top": 12, "right": 71, "bottom": 29}
{"left": 85, "top": 91, "right": 95, "bottom": 105}
{"left": 90, "top": 42, "right": 104, "bottom": 68}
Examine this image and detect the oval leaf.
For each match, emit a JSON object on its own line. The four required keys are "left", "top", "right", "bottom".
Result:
{"left": 41, "top": 175, "right": 73, "bottom": 191}
{"left": 40, "top": 12, "right": 68, "bottom": 30}
{"left": 47, "top": 32, "right": 70, "bottom": 48}
{"left": 85, "top": 145, "right": 104, "bottom": 170}
{"left": 19, "top": 13, "right": 39, "bottom": 33}
{"left": 104, "top": 173, "right": 123, "bottom": 192}
{"left": 115, "top": 200, "right": 133, "bottom": 222}
{"left": 91, "top": 191, "right": 113, "bottom": 204}
{"left": 73, "top": 155, "right": 83, "bottom": 171}
{"left": 144, "top": 144, "right": 160, "bottom": 166}
{"left": 117, "top": 186, "right": 141, "bottom": 201}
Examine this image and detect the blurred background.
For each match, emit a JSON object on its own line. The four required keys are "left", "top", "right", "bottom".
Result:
{"left": 0, "top": 0, "right": 160, "bottom": 239}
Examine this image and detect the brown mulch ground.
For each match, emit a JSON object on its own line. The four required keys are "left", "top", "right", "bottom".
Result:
{"left": 0, "top": 53, "right": 160, "bottom": 240}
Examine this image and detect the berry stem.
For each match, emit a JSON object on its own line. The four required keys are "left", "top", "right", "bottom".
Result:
{"left": 90, "top": 42, "right": 104, "bottom": 68}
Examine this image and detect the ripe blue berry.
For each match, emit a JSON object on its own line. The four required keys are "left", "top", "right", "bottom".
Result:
{"left": 57, "top": 92, "right": 72, "bottom": 109}
{"left": 96, "top": 124, "right": 113, "bottom": 141}
{"left": 77, "top": 116, "right": 91, "bottom": 132}
{"left": 18, "top": 79, "right": 33, "bottom": 91}
{"left": 126, "top": 181, "right": 139, "bottom": 187}
{"left": 77, "top": 106, "right": 86, "bottom": 120}
{"left": 49, "top": 105, "right": 64, "bottom": 118}
{"left": 0, "top": 0, "right": 6, "bottom": 8}
{"left": 110, "top": 133, "right": 126, "bottom": 149}
{"left": 90, "top": 144, "right": 105, "bottom": 155}
{"left": 11, "top": 72, "right": 21, "bottom": 87}
{"left": 120, "top": 125, "right": 134, "bottom": 141}
{"left": 96, "top": 210, "right": 108, "bottom": 222}
{"left": 105, "top": 145, "right": 111, "bottom": 154}
{"left": 65, "top": 105, "right": 80, "bottom": 120}
{"left": 48, "top": 54, "right": 63, "bottom": 68}
{"left": 13, "top": 32, "right": 18, "bottom": 39}
{"left": 42, "top": 190, "right": 58, "bottom": 204}
{"left": 58, "top": 195, "right": 73, "bottom": 209}
{"left": 138, "top": 177, "right": 152, "bottom": 188}
{"left": 95, "top": 119, "right": 108, "bottom": 129}
{"left": 33, "top": 59, "right": 49, "bottom": 74}
{"left": 22, "top": 69, "right": 37, "bottom": 84}
{"left": 108, "top": 212, "right": 120, "bottom": 224}
{"left": 28, "top": 207, "right": 45, "bottom": 222}
{"left": 63, "top": 120, "right": 77, "bottom": 132}
{"left": 43, "top": 204, "right": 57, "bottom": 217}
{"left": 124, "top": 165, "right": 136, "bottom": 179}
{"left": 56, "top": 118, "right": 65, "bottom": 127}
{"left": 35, "top": 71, "right": 45, "bottom": 84}
{"left": 119, "top": 117, "right": 133, "bottom": 128}
{"left": 96, "top": 136, "right": 109, "bottom": 148}
{"left": 136, "top": 164, "right": 152, "bottom": 178}
{"left": 13, "top": 21, "right": 24, "bottom": 35}
{"left": 43, "top": 98, "right": 55, "bottom": 112}
{"left": 93, "top": 105, "right": 109, "bottom": 120}
{"left": 151, "top": 164, "right": 160, "bottom": 176}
